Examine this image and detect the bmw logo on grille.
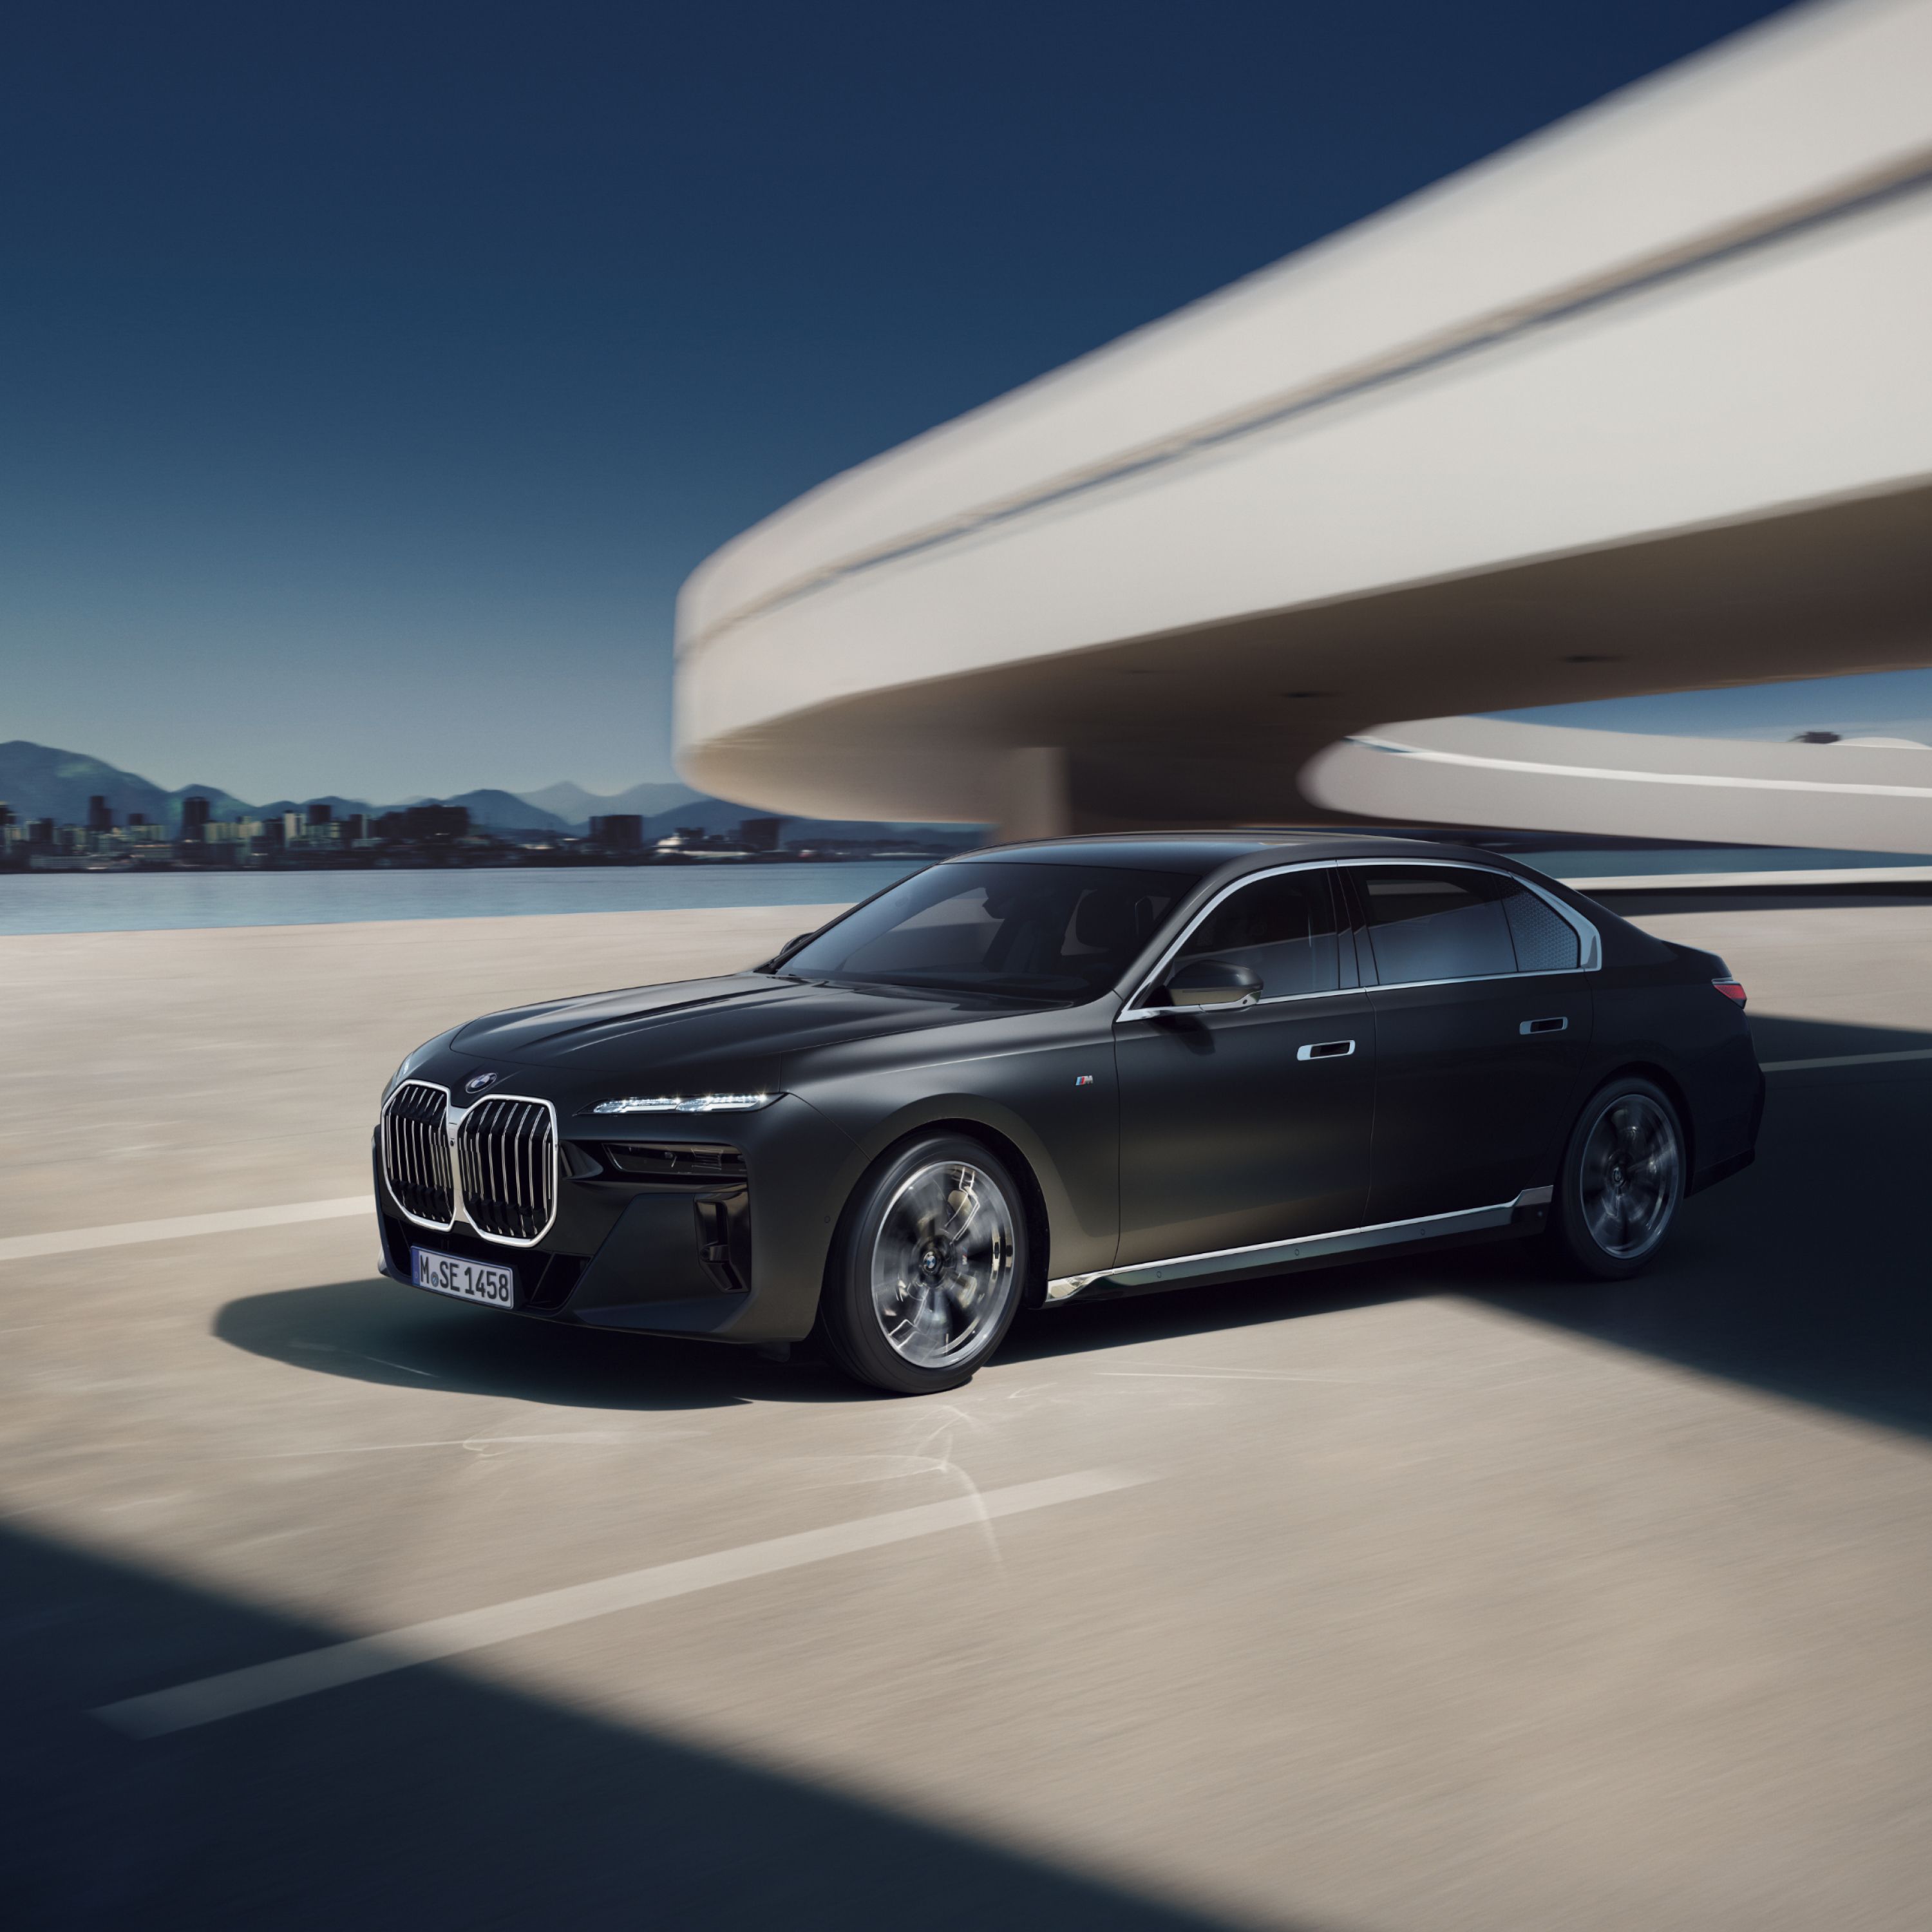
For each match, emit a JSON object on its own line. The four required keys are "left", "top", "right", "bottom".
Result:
{"left": 465, "top": 1070, "right": 502, "bottom": 1095}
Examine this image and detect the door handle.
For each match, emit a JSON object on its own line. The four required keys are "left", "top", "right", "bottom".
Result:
{"left": 1520, "top": 1016, "right": 1568, "bottom": 1036}
{"left": 1298, "top": 1039, "right": 1356, "bottom": 1060}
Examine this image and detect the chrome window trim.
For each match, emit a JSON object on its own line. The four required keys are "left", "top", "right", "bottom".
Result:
{"left": 1120, "top": 855, "right": 1602, "bottom": 1019}
{"left": 1046, "top": 1186, "right": 1552, "bottom": 1301}
{"left": 379, "top": 1081, "right": 560, "bottom": 1247}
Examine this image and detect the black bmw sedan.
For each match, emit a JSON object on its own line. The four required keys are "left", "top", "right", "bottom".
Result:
{"left": 374, "top": 834, "right": 1762, "bottom": 1394}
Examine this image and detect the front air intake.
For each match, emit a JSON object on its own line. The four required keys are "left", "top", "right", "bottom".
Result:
{"left": 455, "top": 1096, "right": 557, "bottom": 1244}
{"left": 383, "top": 1081, "right": 455, "bottom": 1228}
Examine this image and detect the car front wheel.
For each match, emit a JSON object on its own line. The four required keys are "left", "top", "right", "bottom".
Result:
{"left": 819, "top": 1135, "right": 1030, "bottom": 1395}
{"left": 1551, "top": 1077, "right": 1685, "bottom": 1280}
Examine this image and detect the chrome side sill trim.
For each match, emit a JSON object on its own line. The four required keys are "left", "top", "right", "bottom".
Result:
{"left": 1045, "top": 1188, "right": 1551, "bottom": 1302}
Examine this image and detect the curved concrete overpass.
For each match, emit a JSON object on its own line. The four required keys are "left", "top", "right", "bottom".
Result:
{"left": 676, "top": 0, "right": 1932, "bottom": 839}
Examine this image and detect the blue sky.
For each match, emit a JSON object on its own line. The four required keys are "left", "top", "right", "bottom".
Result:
{"left": 1, "top": 0, "right": 1819, "bottom": 802}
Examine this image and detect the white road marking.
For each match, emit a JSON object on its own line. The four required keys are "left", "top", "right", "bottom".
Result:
{"left": 94, "top": 1468, "right": 1148, "bottom": 1738}
{"left": 262, "top": 1432, "right": 639, "bottom": 1457}
{"left": 1761, "top": 1048, "right": 1932, "bottom": 1073}
{"left": 290, "top": 1340, "right": 437, "bottom": 1378}
{"left": 1099, "top": 1368, "right": 1359, "bottom": 1385}
{"left": 0, "top": 1197, "right": 368, "bottom": 1264}
{"left": 1566, "top": 867, "right": 1932, "bottom": 891}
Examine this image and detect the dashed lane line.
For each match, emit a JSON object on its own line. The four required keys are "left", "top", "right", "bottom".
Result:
{"left": 0, "top": 1197, "right": 367, "bottom": 1264}
{"left": 94, "top": 1468, "right": 1150, "bottom": 1738}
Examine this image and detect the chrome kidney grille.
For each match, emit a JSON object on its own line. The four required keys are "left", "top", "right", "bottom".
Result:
{"left": 456, "top": 1097, "right": 556, "bottom": 1243}
{"left": 383, "top": 1081, "right": 455, "bottom": 1226}
{"left": 381, "top": 1081, "right": 556, "bottom": 1245}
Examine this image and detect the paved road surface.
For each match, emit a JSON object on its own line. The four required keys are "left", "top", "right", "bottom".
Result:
{"left": 3, "top": 900, "right": 1929, "bottom": 1930}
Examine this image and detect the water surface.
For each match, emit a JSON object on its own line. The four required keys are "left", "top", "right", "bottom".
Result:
{"left": 0, "top": 863, "right": 923, "bottom": 936}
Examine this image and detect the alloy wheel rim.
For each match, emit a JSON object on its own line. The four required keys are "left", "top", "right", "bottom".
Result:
{"left": 1578, "top": 1094, "right": 1681, "bottom": 1260}
{"left": 869, "top": 1160, "right": 1017, "bottom": 1368}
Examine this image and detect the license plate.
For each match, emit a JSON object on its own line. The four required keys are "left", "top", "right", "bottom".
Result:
{"left": 412, "top": 1245, "right": 516, "bottom": 1309}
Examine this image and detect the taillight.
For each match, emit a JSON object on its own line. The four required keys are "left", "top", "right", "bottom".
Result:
{"left": 1712, "top": 978, "right": 1747, "bottom": 1009}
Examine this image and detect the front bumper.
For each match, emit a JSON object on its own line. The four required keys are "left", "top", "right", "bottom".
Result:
{"left": 372, "top": 1087, "right": 853, "bottom": 1343}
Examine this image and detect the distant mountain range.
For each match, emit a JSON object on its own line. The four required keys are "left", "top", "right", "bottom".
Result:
{"left": 0, "top": 741, "right": 973, "bottom": 845}
{"left": 515, "top": 779, "right": 705, "bottom": 822}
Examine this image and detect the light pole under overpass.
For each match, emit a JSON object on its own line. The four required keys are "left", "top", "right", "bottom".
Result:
{"left": 674, "top": 0, "right": 1932, "bottom": 844}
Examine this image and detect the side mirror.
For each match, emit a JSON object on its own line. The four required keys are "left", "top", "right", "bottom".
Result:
{"left": 1159, "top": 959, "right": 1260, "bottom": 1009}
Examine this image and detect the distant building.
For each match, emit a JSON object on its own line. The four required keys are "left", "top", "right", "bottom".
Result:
{"left": 202, "top": 818, "right": 265, "bottom": 849}
{"left": 178, "top": 796, "right": 211, "bottom": 843}
{"left": 589, "top": 814, "right": 643, "bottom": 851}
{"left": 307, "top": 801, "right": 332, "bottom": 825}
{"left": 735, "top": 817, "right": 782, "bottom": 853}
{"left": 410, "top": 804, "right": 468, "bottom": 842}
{"left": 86, "top": 795, "right": 113, "bottom": 834}
{"left": 375, "top": 804, "right": 469, "bottom": 843}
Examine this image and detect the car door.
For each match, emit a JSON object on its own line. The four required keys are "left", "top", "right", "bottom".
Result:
{"left": 1342, "top": 862, "right": 1596, "bottom": 1224}
{"left": 1114, "top": 865, "right": 1376, "bottom": 1267}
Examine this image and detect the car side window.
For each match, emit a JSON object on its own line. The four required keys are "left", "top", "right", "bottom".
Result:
{"left": 1354, "top": 866, "right": 1579, "bottom": 983}
{"left": 1168, "top": 868, "right": 1341, "bottom": 998}
{"left": 1500, "top": 883, "right": 1582, "bottom": 972}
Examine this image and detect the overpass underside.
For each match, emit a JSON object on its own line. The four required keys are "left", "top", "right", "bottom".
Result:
{"left": 685, "top": 479, "right": 1932, "bottom": 837}
{"left": 676, "top": 0, "right": 1932, "bottom": 846}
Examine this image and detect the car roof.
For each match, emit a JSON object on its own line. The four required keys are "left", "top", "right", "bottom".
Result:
{"left": 960, "top": 830, "right": 1501, "bottom": 875}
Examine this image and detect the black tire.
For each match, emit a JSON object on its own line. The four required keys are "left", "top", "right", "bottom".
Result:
{"left": 819, "top": 1134, "right": 1031, "bottom": 1395}
{"left": 1549, "top": 1075, "right": 1685, "bottom": 1280}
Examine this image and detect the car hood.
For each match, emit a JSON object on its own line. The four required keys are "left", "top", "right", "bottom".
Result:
{"left": 450, "top": 972, "right": 1024, "bottom": 1075}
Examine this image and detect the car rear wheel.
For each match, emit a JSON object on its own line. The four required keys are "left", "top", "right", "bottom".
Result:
{"left": 1550, "top": 1076, "right": 1685, "bottom": 1280}
{"left": 819, "top": 1135, "right": 1030, "bottom": 1394}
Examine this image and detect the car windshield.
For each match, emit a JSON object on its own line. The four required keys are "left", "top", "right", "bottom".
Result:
{"left": 776, "top": 860, "right": 1195, "bottom": 1004}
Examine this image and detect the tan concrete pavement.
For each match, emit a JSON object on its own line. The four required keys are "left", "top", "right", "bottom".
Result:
{"left": 3, "top": 899, "right": 1931, "bottom": 1930}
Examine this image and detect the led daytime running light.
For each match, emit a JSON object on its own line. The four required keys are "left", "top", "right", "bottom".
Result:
{"left": 592, "top": 1093, "right": 777, "bottom": 1115}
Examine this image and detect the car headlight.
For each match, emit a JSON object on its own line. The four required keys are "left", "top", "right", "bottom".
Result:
{"left": 591, "top": 1093, "right": 779, "bottom": 1115}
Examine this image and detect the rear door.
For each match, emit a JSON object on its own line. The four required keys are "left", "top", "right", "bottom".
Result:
{"left": 1342, "top": 864, "right": 1595, "bottom": 1224}
{"left": 1114, "top": 865, "right": 1376, "bottom": 1266}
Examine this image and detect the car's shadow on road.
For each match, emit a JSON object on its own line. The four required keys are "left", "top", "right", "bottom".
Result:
{"left": 211, "top": 1278, "right": 851, "bottom": 1412}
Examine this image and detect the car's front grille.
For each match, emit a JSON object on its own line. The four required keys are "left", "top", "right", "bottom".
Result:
{"left": 383, "top": 1081, "right": 455, "bottom": 1227}
{"left": 456, "top": 1096, "right": 556, "bottom": 1243}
